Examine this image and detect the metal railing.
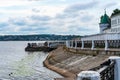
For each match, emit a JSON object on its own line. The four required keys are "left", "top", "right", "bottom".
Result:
{"left": 90, "top": 60, "right": 115, "bottom": 80}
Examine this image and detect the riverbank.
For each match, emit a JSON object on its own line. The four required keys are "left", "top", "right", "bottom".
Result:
{"left": 43, "top": 46, "right": 111, "bottom": 79}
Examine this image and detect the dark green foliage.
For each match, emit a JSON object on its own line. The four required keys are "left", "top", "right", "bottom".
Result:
{"left": 111, "top": 8, "right": 120, "bottom": 17}
{"left": 0, "top": 34, "right": 80, "bottom": 41}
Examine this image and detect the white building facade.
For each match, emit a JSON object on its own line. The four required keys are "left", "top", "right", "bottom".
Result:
{"left": 110, "top": 14, "right": 120, "bottom": 33}
{"left": 66, "top": 10, "right": 120, "bottom": 50}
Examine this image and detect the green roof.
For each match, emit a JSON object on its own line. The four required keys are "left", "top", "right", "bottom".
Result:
{"left": 100, "top": 13, "right": 110, "bottom": 24}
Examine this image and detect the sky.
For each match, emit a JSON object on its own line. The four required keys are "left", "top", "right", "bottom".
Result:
{"left": 0, "top": 0, "right": 119, "bottom": 35}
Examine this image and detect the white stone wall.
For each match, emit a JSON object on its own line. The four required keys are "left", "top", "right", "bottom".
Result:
{"left": 100, "top": 24, "right": 109, "bottom": 33}
{"left": 81, "top": 33, "right": 120, "bottom": 41}
{"left": 110, "top": 14, "right": 120, "bottom": 33}
{"left": 103, "top": 14, "right": 120, "bottom": 33}
{"left": 103, "top": 28, "right": 111, "bottom": 33}
{"left": 111, "top": 14, "right": 120, "bottom": 28}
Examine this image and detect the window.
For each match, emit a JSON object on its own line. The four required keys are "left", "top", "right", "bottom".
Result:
{"left": 118, "top": 19, "right": 120, "bottom": 24}
{"left": 111, "top": 20, "right": 117, "bottom": 26}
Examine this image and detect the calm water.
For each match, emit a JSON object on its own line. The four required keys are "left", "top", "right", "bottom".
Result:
{"left": 0, "top": 41, "right": 62, "bottom": 80}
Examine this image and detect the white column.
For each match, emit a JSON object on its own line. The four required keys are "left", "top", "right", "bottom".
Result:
{"left": 109, "top": 56, "right": 120, "bottom": 80}
{"left": 67, "top": 41, "right": 70, "bottom": 48}
{"left": 91, "top": 40, "right": 94, "bottom": 50}
{"left": 47, "top": 41, "right": 50, "bottom": 47}
{"left": 105, "top": 40, "right": 108, "bottom": 50}
{"left": 81, "top": 40, "right": 84, "bottom": 49}
{"left": 66, "top": 41, "right": 68, "bottom": 47}
{"left": 75, "top": 40, "right": 77, "bottom": 49}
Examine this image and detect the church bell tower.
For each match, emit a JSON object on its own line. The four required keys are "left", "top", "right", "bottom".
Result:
{"left": 99, "top": 10, "right": 111, "bottom": 33}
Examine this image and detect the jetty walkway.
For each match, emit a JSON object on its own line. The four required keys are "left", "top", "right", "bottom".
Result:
{"left": 25, "top": 41, "right": 66, "bottom": 52}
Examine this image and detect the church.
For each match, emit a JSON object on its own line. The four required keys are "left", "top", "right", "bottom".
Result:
{"left": 100, "top": 9, "right": 120, "bottom": 33}
{"left": 66, "top": 9, "right": 120, "bottom": 50}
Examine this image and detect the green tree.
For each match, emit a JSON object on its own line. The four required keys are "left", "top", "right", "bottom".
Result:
{"left": 111, "top": 9, "right": 120, "bottom": 17}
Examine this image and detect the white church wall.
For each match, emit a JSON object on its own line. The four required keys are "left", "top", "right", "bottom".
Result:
{"left": 111, "top": 14, "right": 120, "bottom": 28}
{"left": 103, "top": 14, "right": 120, "bottom": 33}
{"left": 81, "top": 33, "right": 120, "bottom": 41}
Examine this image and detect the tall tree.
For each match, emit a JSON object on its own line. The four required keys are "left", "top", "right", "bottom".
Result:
{"left": 111, "top": 9, "right": 120, "bottom": 17}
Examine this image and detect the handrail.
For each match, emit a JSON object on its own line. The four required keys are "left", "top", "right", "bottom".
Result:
{"left": 89, "top": 60, "right": 115, "bottom": 80}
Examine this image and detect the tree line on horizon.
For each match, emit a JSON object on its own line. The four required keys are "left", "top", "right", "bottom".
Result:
{"left": 0, "top": 34, "right": 81, "bottom": 41}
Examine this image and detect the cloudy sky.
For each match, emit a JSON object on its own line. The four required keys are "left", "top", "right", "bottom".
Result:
{"left": 0, "top": 0, "right": 119, "bottom": 35}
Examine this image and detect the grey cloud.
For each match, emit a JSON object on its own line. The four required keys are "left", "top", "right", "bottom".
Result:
{"left": 77, "top": 27, "right": 93, "bottom": 31}
{"left": 28, "top": 22, "right": 49, "bottom": 27}
{"left": 7, "top": 15, "right": 51, "bottom": 27}
{"left": 0, "top": 22, "right": 12, "bottom": 31}
{"left": 0, "top": 22, "right": 8, "bottom": 27}
{"left": 9, "top": 15, "right": 51, "bottom": 32}
{"left": 32, "top": 8, "right": 40, "bottom": 13}
{"left": 64, "top": 1, "right": 98, "bottom": 13}
{"left": 20, "top": 26, "right": 49, "bottom": 31}
{"left": 80, "top": 15, "right": 93, "bottom": 22}
{"left": 55, "top": 1, "right": 98, "bottom": 20}
{"left": 104, "top": 2, "right": 117, "bottom": 8}
{"left": 8, "top": 18, "right": 26, "bottom": 26}
{"left": 30, "top": 15, "right": 52, "bottom": 21}
{"left": 69, "top": 25, "right": 91, "bottom": 31}
{"left": 27, "top": 0, "right": 41, "bottom": 1}
{"left": 55, "top": 12, "right": 79, "bottom": 19}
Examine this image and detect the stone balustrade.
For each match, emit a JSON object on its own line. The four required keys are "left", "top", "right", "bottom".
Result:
{"left": 81, "top": 33, "right": 120, "bottom": 41}
{"left": 66, "top": 35, "right": 120, "bottom": 50}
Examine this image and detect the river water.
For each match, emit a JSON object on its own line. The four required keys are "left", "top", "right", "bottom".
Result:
{"left": 0, "top": 41, "right": 62, "bottom": 80}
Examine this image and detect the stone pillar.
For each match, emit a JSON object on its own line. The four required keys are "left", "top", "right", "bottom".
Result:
{"left": 91, "top": 40, "right": 94, "bottom": 50}
{"left": 77, "top": 71, "right": 100, "bottom": 80}
{"left": 81, "top": 40, "right": 84, "bottom": 49}
{"left": 66, "top": 41, "right": 69, "bottom": 48}
{"left": 109, "top": 56, "right": 120, "bottom": 80}
{"left": 71, "top": 40, "right": 73, "bottom": 48}
{"left": 105, "top": 40, "right": 108, "bottom": 50}
{"left": 75, "top": 40, "right": 77, "bottom": 49}
{"left": 47, "top": 41, "right": 50, "bottom": 47}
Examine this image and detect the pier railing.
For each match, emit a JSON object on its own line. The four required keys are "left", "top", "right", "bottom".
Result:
{"left": 90, "top": 60, "right": 115, "bottom": 80}
{"left": 99, "top": 62, "right": 114, "bottom": 80}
